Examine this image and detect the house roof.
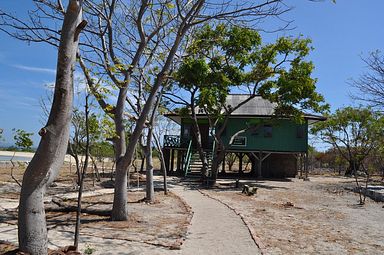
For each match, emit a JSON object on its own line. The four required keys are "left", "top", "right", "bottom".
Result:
{"left": 165, "top": 94, "right": 326, "bottom": 124}
{"left": 222, "top": 94, "right": 276, "bottom": 115}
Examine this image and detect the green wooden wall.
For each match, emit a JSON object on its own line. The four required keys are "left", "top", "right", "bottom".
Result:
{"left": 180, "top": 117, "right": 308, "bottom": 152}
{"left": 220, "top": 118, "right": 308, "bottom": 152}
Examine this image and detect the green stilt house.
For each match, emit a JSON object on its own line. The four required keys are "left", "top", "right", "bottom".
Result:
{"left": 162, "top": 95, "right": 326, "bottom": 178}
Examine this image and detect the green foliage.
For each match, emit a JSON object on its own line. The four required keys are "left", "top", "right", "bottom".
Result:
{"left": 0, "top": 128, "right": 3, "bottom": 141}
{"left": 70, "top": 109, "right": 119, "bottom": 158}
{"left": 311, "top": 107, "right": 384, "bottom": 169}
{"left": 100, "top": 115, "right": 117, "bottom": 140}
{"left": 84, "top": 244, "right": 96, "bottom": 255}
{"left": 71, "top": 108, "right": 102, "bottom": 156}
{"left": 174, "top": 24, "right": 328, "bottom": 118}
{"left": 91, "top": 141, "right": 115, "bottom": 159}
{"left": 12, "top": 128, "right": 33, "bottom": 151}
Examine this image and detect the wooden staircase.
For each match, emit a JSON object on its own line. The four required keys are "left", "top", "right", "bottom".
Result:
{"left": 185, "top": 151, "right": 212, "bottom": 178}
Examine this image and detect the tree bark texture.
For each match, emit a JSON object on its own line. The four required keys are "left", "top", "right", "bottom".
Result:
{"left": 145, "top": 128, "right": 155, "bottom": 202}
{"left": 210, "top": 141, "right": 226, "bottom": 183}
{"left": 18, "top": 1, "right": 82, "bottom": 254}
{"left": 145, "top": 93, "right": 163, "bottom": 202}
{"left": 154, "top": 134, "right": 168, "bottom": 195}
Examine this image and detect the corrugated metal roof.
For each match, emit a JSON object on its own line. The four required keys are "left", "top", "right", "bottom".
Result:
{"left": 194, "top": 95, "right": 276, "bottom": 115}
{"left": 166, "top": 94, "right": 326, "bottom": 124}
{"left": 226, "top": 95, "right": 276, "bottom": 115}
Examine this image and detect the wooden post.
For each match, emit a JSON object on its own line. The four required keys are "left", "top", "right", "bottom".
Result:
{"left": 180, "top": 151, "right": 185, "bottom": 176}
{"left": 170, "top": 149, "right": 175, "bottom": 173}
{"left": 222, "top": 154, "right": 226, "bottom": 174}
{"left": 163, "top": 148, "right": 170, "bottom": 175}
{"left": 176, "top": 150, "right": 181, "bottom": 173}
{"left": 297, "top": 153, "right": 302, "bottom": 179}
{"left": 250, "top": 153, "right": 257, "bottom": 177}
{"left": 304, "top": 152, "right": 309, "bottom": 181}
{"left": 239, "top": 153, "right": 243, "bottom": 175}
{"left": 258, "top": 151, "right": 262, "bottom": 178}
{"left": 294, "top": 154, "right": 298, "bottom": 178}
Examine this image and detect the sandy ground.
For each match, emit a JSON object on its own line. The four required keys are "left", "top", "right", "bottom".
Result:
{"left": 0, "top": 186, "right": 191, "bottom": 254}
{"left": 0, "top": 162, "right": 192, "bottom": 255}
{"left": 202, "top": 176, "right": 384, "bottom": 255}
{"left": 0, "top": 177, "right": 261, "bottom": 255}
{"left": 1, "top": 161, "right": 383, "bottom": 255}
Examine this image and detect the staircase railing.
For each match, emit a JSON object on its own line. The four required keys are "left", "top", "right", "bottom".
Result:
{"left": 207, "top": 139, "right": 216, "bottom": 178}
{"left": 183, "top": 140, "right": 193, "bottom": 177}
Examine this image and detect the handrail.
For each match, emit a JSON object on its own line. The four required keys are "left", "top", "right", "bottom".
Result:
{"left": 207, "top": 139, "right": 216, "bottom": 178}
{"left": 183, "top": 140, "right": 193, "bottom": 177}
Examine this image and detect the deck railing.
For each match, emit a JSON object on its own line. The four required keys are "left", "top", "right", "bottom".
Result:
{"left": 163, "top": 134, "right": 215, "bottom": 149}
{"left": 163, "top": 135, "right": 181, "bottom": 148}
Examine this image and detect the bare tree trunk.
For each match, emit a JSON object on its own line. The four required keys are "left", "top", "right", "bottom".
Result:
{"left": 90, "top": 154, "right": 101, "bottom": 181}
{"left": 111, "top": 20, "right": 191, "bottom": 220}
{"left": 154, "top": 134, "right": 167, "bottom": 195}
{"left": 145, "top": 93, "right": 163, "bottom": 202}
{"left": 191, "top": 117, "right": 209, "bottom": 177}
{"left": 74, "top": 93, "right": 90, "bottom": 250}
{"left": 210, "top": 144, "right": 226, "bottom": 184}
{"left": 140, "top": 155, "right": 145, "bottom": 173}
{"left": 190, "top": 95, "right": 209, "bottom": 177}
{"left": 144, "top": 129, "right": 155, "bottom": 202}
{"left": 18, "top": 1, "right": 83, "bottom": 254}
{"left": 111, "top": 87, "right": 129, "bottom": 220}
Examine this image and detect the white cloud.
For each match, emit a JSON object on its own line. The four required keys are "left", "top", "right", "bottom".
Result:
{"left": 12, "top": 64, "right": 56, "bottom": 75}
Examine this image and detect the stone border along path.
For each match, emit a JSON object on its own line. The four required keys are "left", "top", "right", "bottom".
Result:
{"left": 173, "top": 185, "right": 261, "bottom": 255}
{"left": 197, "top": 189, "right": 266, "bottom": 254}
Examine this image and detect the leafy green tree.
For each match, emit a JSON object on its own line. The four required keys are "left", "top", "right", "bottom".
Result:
{"left": 12, "top": 129, "right": 33, "bottom": 151}
{"left": 311, "top": 107, "right": 384, "bottom": 176}
{"left": 171, "top": 24, "right": 327, "bottom": 181}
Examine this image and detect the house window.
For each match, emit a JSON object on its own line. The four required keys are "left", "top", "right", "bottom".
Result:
{"left": 183, "top": 125, "right": 191, "bottom": 137}
{"left": 251, "top": 126, "right": 260, "bottom": 136}
{"left": 232, "top": 136, "right": 247, "bottom": 146}
{"left": 297, "top": 126, "right": 305, "bottom": 138}
{"left": 263, "top": 125, "right": 272, "bottom": 137}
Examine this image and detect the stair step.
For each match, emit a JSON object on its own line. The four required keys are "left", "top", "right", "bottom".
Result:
{"left": 184, "top": 150, "right": 214, "bottom": 177}
{"left": 185, "top": 173, "right": 201, "bottom": 177}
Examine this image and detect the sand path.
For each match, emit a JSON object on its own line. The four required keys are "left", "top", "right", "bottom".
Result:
{"left": 173, "top": 184, "right": 261, "bottom": 255}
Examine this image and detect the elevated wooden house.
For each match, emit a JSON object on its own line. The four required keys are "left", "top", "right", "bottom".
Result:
{"left": 162, "top": 95, "right": 325, "bottom": 178}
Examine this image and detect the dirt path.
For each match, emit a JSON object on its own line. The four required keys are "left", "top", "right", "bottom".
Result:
{"left": 173, "top": 184, "right": 261, "bottom": 255}
{"left": 202, "top": 177, "right": 384, "bottom": 255}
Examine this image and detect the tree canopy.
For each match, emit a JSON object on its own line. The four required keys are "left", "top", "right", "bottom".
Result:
{"left": 311, "top": 107, "right": 384, "bottom": 175}
{"left": 173, "top": 24, "right": 328, "bottom": 118}
{"left": 170, "top": 24, "right": 328, "bottom": 179}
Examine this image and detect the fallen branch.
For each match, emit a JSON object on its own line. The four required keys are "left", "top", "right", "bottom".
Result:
{"left": 46, "top": 198, "right": 110, "bottom": 216}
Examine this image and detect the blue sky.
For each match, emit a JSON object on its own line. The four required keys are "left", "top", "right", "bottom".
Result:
{"left": 0, "top": 0, "right": 383, "bottom": 147}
